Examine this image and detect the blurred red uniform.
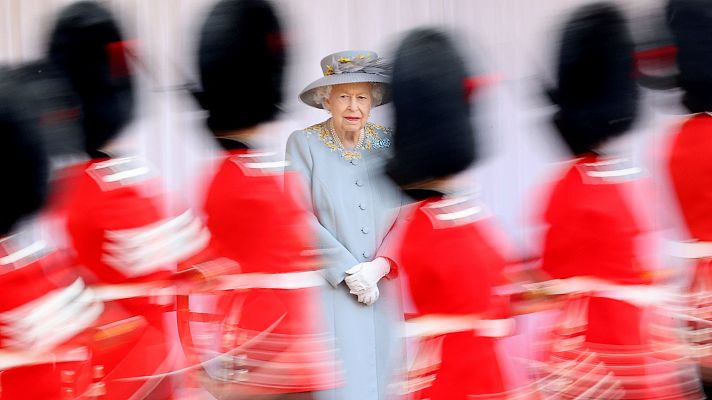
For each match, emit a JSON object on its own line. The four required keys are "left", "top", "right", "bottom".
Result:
{"left": 0, "top": 237, "right": 102, "bottom": 399}
{"left": 667, "top": 113, "right": 712, "bottom": 371}
{"left": 188, "top": 145, "right": 339, "bottom": 396}
{"left": 397, "top": 193, "right": 518, "bottom": 400}
{"left": 60, "top": 156, "right": 211, "bottom": 399}
{"left": 539, "top": 155, "right": 698, "bottom": 399}
{"left": 667, "top": 114, "right": 712, "bottom": 249}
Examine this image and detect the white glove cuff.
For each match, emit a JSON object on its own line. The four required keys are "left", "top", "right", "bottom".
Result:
{"left": 372, "top": 257, "right": 391, "bottom": 280}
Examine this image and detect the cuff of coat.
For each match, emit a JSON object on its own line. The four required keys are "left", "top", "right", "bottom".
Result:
{"left": 320, "top": 267, "right": 346, "bottom": 288}
{"left": 380, "top": 256, "right": 398, "bottom": 280}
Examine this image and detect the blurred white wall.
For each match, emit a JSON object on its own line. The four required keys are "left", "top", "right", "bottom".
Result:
{"left": 0, "top": 0, "right": 679, "bottom": 250}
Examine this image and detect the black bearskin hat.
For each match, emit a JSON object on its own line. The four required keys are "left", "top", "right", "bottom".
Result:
{"left": 197, "top": 0, "right": 285, "bottom": 135}
{"left": 548, "top": 2, "right": 638, "bottom": 155}
{"left": 0, "top": 68, "right": 49, "bottom": 235}
{"left": 667, "top": 0, "right": 712, "bottom": 113}
{"left": 386, "top": 29, "right": 476, "bottom": 190}
{"left": 10, "top": 62, "right": 84, "bottom": 158}
{"left": 48, "top": 1, "right": 134, "bottom": 158}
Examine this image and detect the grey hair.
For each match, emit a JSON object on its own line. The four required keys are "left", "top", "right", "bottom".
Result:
{"left": 312, "top": 85, "right": 333, "bottom": 109}
{"left": 314, "top": 83, "right": 386, "bottom": 110}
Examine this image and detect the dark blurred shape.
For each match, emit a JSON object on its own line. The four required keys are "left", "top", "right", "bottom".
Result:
{"left": 386, "top": 28, "right": 475, "bottom": 194}
{"left": 196, "top": 0, "right": 285, "bottom": 138}
{"left": 631, "top": 6, "right": 679, "bottom": 90}
{"left": 8, "top": 62, "right": 83, "bottom": 158}
{"left": 547, "top": 2, "right": 638, "bottom": 155}
{"left": 0, "top": 67, "right": 49, "bottom": 235}
{"left": 667, "top": 0, "right": 712, "bottom": 113}
{"left": 48, "top": 1, "right": 135, "bottom": 158}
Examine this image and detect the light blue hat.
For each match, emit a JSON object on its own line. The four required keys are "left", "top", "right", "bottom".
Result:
{"left": 299, "top": 50, "right": 391, "bottom": 109}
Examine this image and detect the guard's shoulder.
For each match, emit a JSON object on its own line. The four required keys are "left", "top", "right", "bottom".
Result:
{"left": 229, "top": 151, "right": 289, "bottom": 176}
{"left": 574, "top": 157, "right": 642, "bottom": 185}
{"left": 86, "top": 156, "right": 154, "bottom": 191}
{"left": 419, "top": 194, "right": 488, "bottom": 229}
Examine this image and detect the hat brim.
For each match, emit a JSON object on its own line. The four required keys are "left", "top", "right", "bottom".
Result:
{"left": 299, "top": 73, "right": 391, "bottom": 109}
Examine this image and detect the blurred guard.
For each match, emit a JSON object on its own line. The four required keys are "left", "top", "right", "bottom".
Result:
{"left": 0, "top": 69, "right": 103, "bottom": 399}
{"left": 665, "top": 0, "right": 712, "bottom": 394}
{"left": 385, "top": 29, "right": 526, "bottom": 400}
{"left": 177, "top": 0, "right": 340, "bottom": 398}
{"left": 46, "top": 2, "right": 215, "bottom": 398}
{"left": 537, "top": 3, "right": 700, "bottom": 398}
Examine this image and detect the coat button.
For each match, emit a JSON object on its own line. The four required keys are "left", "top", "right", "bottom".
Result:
{"left": 362, "top": 251, "right": 371, "bottom": 259}
{"left": 355, "top": 179, "right": 363, "bottom": 187}
{"left": 358, "top": 202, "right": 366, "bottom": 210}
{"left": 361, "top": 227, "right": 369, "bottom": 234}
{"left": 351, "top": 159, "right": 359, "bottom": 166}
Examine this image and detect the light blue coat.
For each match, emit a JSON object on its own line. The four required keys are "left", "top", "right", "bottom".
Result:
{"left": 285, "top": 120, "right": 404, "bottom": 400}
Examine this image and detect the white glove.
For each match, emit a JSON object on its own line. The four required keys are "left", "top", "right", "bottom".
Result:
{"left": 345, "top": 257, "right": 391, "bottom": 295}
{"left": 357, "top": 286, "right": 380, "bottom": 306}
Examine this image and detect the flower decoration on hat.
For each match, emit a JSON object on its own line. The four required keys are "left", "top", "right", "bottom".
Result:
{"left": 322, "top": 55, "right": 390, "bottom": 77}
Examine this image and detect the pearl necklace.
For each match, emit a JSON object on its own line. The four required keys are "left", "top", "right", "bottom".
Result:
{"left": 329, "top": 118, "right": 365, "bottom": 151}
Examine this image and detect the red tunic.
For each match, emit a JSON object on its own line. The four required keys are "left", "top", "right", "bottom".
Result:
{"left": 539, "top": 155, "right": 698, "bottom": 399}
{"left": 667, "top": 113, "right": 712, "bottom": 372}
{"left": 197, "top": 149, "right": 338, "bottom": 393}
{"left": 62, "top": 156, "right": 211, "bottom": 399}
{"left": 397, "top": 194, "right": 513, "bottom": 400}
{"left": 0, "top": 235, "right": 100, "bottom": 399}
{"left": 668, "top": 114, "right": 712, "bottom": 242}
{"left": 541, "top": 155, "right": 650, "bottom": 286}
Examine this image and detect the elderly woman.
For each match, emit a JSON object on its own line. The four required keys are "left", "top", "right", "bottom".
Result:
{"left": 285, "top": 51, "right": 404, "bottom": 400}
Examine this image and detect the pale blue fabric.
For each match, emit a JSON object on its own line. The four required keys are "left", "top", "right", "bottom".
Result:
{"left": 285, "top": 120, "right": 404, "bottom": 400}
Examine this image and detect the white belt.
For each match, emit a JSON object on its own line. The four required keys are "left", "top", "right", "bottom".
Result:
{"left": 543, "top": 277, "right": 673, "bottom": 307}
{"left": 214, "top": 271, "right": 325, "bottom": 290}
{"left": 666, "top": 240, "right": 712, "bottom": 259}
{"left": 92, "top": 271, "right": 325, "bottom": 301}
{"left": 0, "top": 346, "right": 88, "bottom": 371}
{"left": 92, "top": 283, "right": 175, "bottom": 301}
{"left": 404, "top": 314, "right": 515, "bottom": 338}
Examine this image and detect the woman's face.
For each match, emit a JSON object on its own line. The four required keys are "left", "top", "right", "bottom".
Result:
{"left": 326, "top": 82, "right": 373, "bottom": 134}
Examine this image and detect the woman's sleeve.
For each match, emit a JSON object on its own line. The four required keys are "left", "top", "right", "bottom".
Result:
{"left": 375, "top": 203, "right": 405, "bottom": 279}
{"left": 285, "top": 131, "right": 360, "bottom": 287}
